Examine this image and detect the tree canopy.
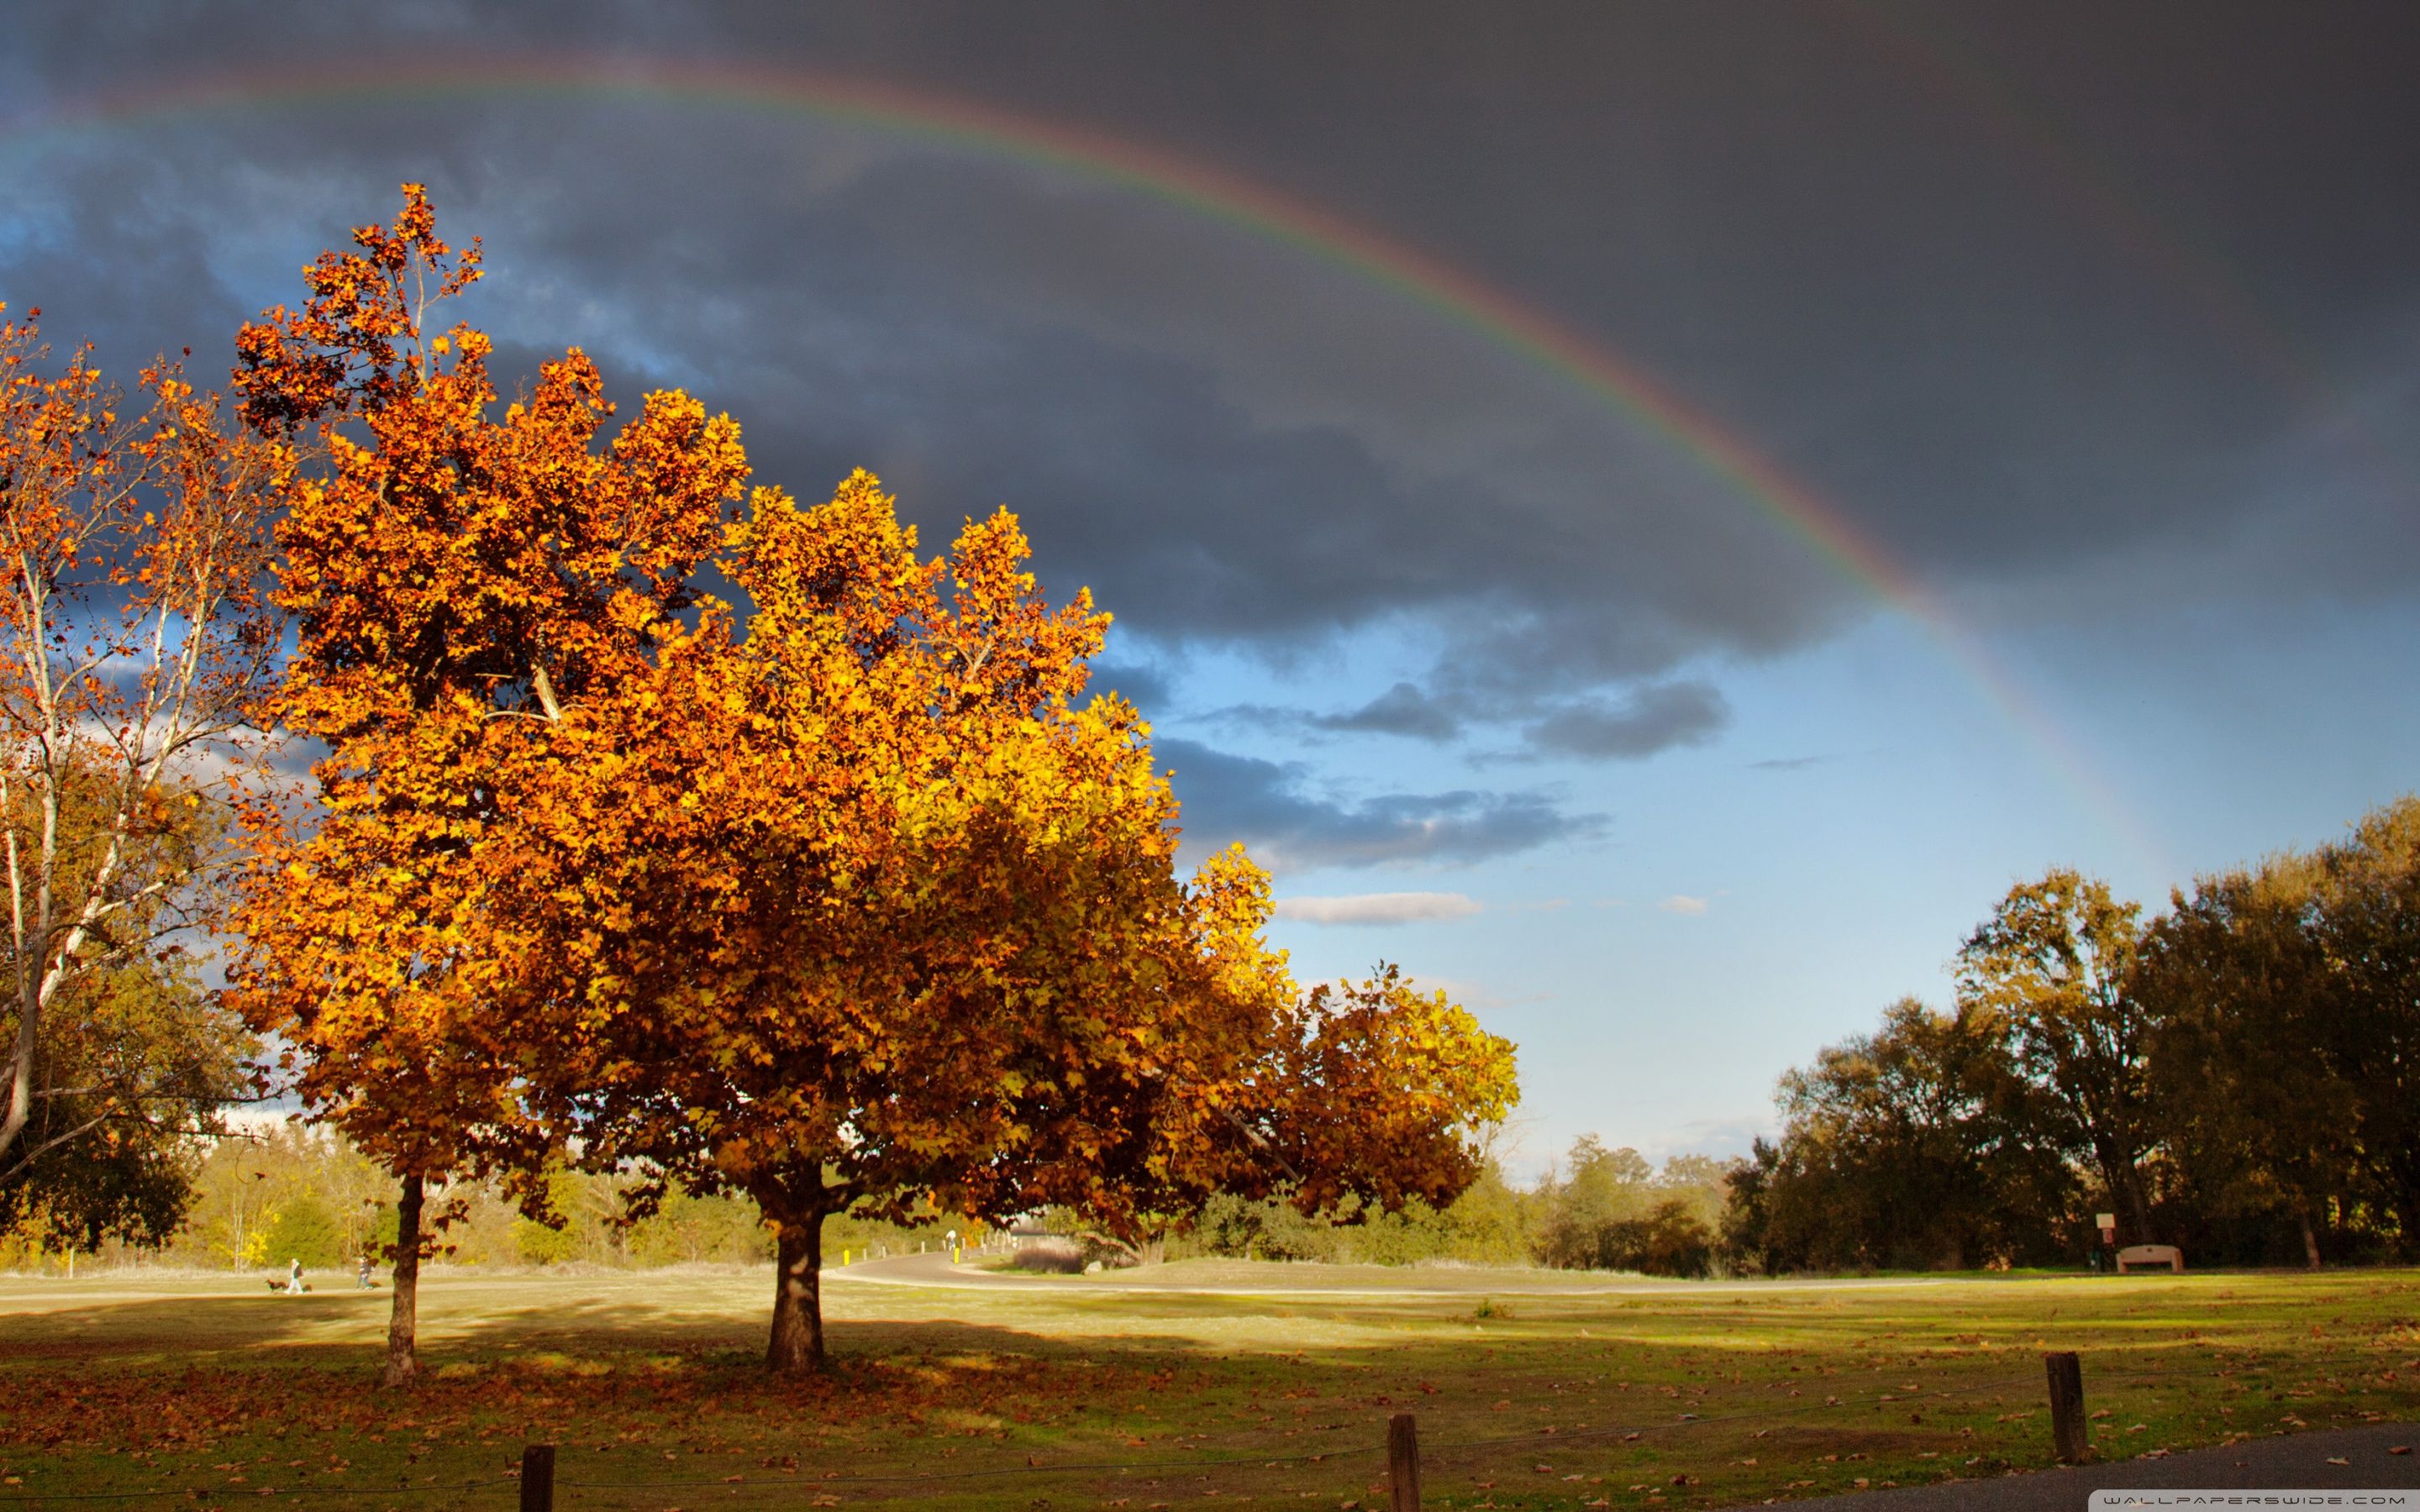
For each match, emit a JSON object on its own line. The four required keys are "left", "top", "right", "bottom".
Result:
{"left": 229, "top": 187, "right": 1518, "bottom": 1373}
{"left": 227, "top": 186, "right": 750, "bottom": 1380}
{"left": 479, "top": 471, "right": 1516, "bottom": 1367}
{"left": 1954, "top": 870, "right": 2158, "bottom": 1243}
{"left": 0, "top": 302, "right": 281, "bottom": 1227}
{"left": 1731, "top": 801, "right": 2420, "bottom": 1273}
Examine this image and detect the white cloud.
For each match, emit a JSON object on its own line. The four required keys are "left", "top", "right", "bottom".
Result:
{"left": 1637, "top": 1115, "right": 1776, "bottom": 1163}
{"left": 1657, "top": 894, "right": 1710, "bottom": 915}
{"left": 1402, "top": 974, "right": 1508, "bottom": 1011}
{"left": 1274, "top": 891, "right": 1484, "bottom": 926}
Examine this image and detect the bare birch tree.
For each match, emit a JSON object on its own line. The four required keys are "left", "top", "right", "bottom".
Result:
{"left": 0, "top": 305, "right": 285, "bottom": 1194}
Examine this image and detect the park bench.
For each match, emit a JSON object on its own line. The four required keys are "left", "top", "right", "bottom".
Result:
{"left": 2115, "top": 1243, "right": 2183, "bottom": 1273}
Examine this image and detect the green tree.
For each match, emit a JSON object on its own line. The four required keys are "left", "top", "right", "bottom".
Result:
{"left": 0, "top": 305, "right": 286, "bottom": 1199}
{"left": 1595, "top": 1198, "right": 1714, "bottom": 1278}
{"left": 0, "top": 763, "right": 250, "bottom": 1249}
{"left": 1727, "top": 998, "right": 2068, "bottom": 1272}
{"left": 1534, "top": 1136, "right": 1653, "bottom": 1269}
{"left": 259, "top": 1191, "right": 344, "bottom": 1270}
{"left": 1651, "top": 1154, "right": 1738, "bottom": 1237}
{"left": 2139, "top": 854, "right": 2353, "bottom": 1266}
{"left": 2311, "top": 798, "right": 2420, "bottom": 1248}
{"left": 1955, "top": 870, "right": 2160, "bottom": 1244}
{"left": 1435, "top": 1160, "right": 1534, "bottom": 1264}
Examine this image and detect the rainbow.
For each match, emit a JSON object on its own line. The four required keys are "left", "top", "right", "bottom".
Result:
{"left": 0, "top": 54, "right": 2164, "bottom": 866}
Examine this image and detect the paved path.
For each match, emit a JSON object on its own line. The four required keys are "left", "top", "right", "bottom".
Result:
{"left": 828, "top": 1250, "right": 1983, "bottom": 1300}
{"left": 1788, "top": 1423, "right": 2417, "bottom": 1510}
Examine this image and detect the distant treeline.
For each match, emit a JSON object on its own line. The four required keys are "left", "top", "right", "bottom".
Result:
{"left": 0, "top": 1121, "right": 981, "bottom": 1275}
{"left": 1722, "top": 795, "right": 2420, "bottom": 1273}
{"left": 7, "top": 1117, "right": 1734, "bottom": 1280}
{"left": 15, "top": 795, "right": 2411, "bottom": 1280}
{"left": 1171, "top": 1139, "right": 1731, "bottom": 1274}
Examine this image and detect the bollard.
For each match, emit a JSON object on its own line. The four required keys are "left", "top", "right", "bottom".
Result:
{"left": 519, "top": 1442, "right": 556, "bottom": 1512}
{"left": 1387, "top": 1412, "right": 1421, "bottom": 1512}
{"left": 2044, "top": 1352, "right": 2088, "bottom": 1464}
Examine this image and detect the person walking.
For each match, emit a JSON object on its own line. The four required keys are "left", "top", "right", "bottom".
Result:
{"left": 286, "top": 1257, "right": 304, "bottom": 1294}
{"left": 356, "top": 1254, "right": 375, "bottom": 1289}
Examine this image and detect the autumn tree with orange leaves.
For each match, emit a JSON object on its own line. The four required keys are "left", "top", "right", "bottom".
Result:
{"left": 233, "top": 188, "right": 1516, "bottom": 1378}
{"left": 224, "top": 187, "right": 748, "bottom": 1384}
{"left": 0, "top": 307, "right": 284, "bottom": 1218}
{"left": 483, "top": 473, "right": 1517, "bottom": 1369}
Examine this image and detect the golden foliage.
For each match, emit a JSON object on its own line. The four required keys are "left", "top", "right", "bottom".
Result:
{"left": 227, "top": 187, "right": 1517, "bottom": 1369}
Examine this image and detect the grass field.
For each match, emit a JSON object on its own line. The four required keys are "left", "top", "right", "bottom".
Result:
{"left": 4, "top": 1257, "right": 2416, "bottom": 1511}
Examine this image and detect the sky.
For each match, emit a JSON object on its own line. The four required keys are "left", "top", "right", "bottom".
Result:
{"left": 4, "top": 2, "right": 2416, "bottom": 1175}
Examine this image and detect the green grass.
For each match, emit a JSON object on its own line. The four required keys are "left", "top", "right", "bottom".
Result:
{"left": 3, "top": 1259, "right": 2416, "bottom": 1511}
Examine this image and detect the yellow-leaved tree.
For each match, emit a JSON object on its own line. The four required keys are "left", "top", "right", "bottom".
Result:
{"left": 225, "top": 186, "right": 749, "bottom": 1384}
{"left": 485, "top": 473, "right": 1518, "bottom": 1368}
{"left": 233, "top": 190, "right": 1516, "bottom": 1377}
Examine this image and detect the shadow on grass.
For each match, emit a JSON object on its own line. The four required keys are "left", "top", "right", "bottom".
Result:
{"left": 6, "top": 1270, "right": 2417, "bottom": 1510}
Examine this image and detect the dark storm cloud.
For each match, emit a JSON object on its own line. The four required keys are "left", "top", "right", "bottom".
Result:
{"left": 5, "top": 0, "right": 2416, "bottom": 755}
{"left": 1156, "top": 739, "right": 1602, "bottom": 873}
{"left": 0, "top": 155, "right": 253, "bottom": 373}
{"left": 1084, "top": 659, "right": 1174, "bottom": 717}
{"left": 1314, "top": 683, "right": 1464, "bottom": 742}
{"left": 1207, "top": 682, "right": 1465, "bottom": 744}
{"left": 1518, "top": 681, "right": 1729, "bottom": 761}
{"left": 1211, "top": 675, "right": 1730, "bottom": 764}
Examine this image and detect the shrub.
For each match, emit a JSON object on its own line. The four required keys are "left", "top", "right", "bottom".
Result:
{"left": 257, "top": 1193, "right": 344, "bottom": 1270}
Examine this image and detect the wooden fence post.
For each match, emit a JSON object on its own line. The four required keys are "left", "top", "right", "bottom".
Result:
{"left": 520, "top": 1442, "right": 556, "bottom": 1512}
{"left": 1387, "top": 1412, "right": 1421, "bottom": 1512}
{"left": 2044, "top": 1352, "right": 2087, "bottom": 1464}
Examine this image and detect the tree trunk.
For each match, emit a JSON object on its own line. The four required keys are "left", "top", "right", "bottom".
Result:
{"left": 765, "top": 1205, "right": 827, "bottom": 1372}
{"left": 2298, "top": 1205, "right": 2323, "bottom": 1270}
{"left": 2104, "top": 1155, "right": 2154, "bottom": 1244}
{"left": 385, "top": 1172, "right": 424, "bottom": 1388}
{"left": 2126, "top": 1182, "right": 2154, "bottom": 1245}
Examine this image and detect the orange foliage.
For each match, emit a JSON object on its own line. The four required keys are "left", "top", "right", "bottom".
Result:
{"left": 228, "top": 187, "right": 1517, "bottom": 1376}
{"left": 225, "top": 187, "right": 750, "bottom": 1380}
{"left": 230, "top": 186, "right": 747, "bottom": 1179}
{"left": 483, "top": 471, "right": 1514, "bottom": 1366}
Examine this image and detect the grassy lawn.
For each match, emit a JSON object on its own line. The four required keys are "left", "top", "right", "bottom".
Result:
{"left": 3, "top": 1259, "right": 2416, "bottom": 1511}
